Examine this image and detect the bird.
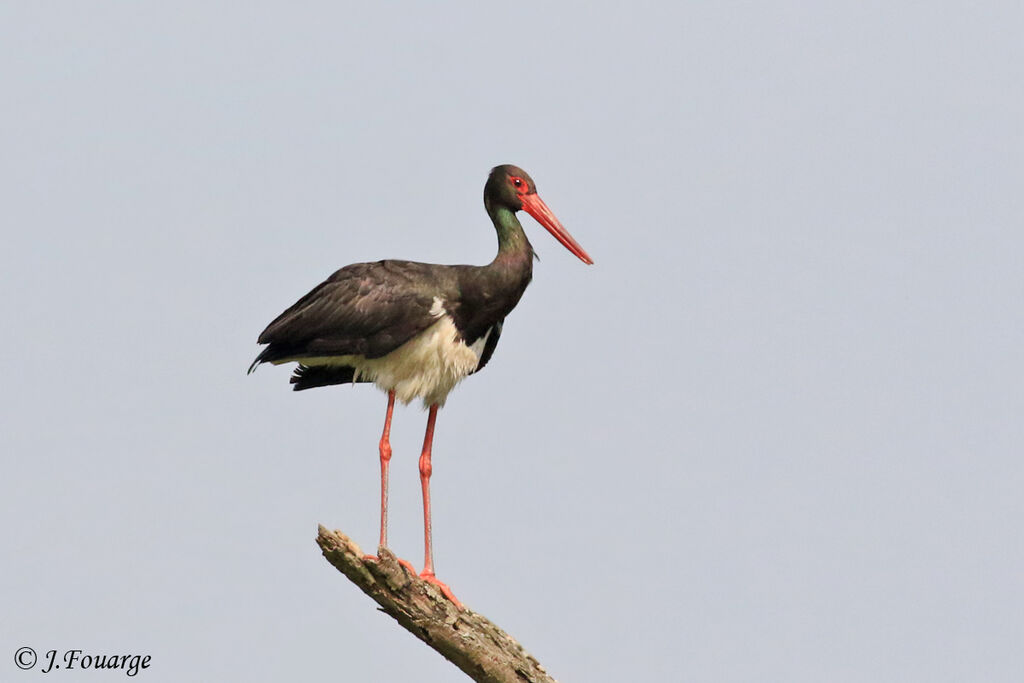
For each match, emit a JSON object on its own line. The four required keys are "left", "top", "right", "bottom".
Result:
{"left": 249, "top": 164, "right": 592, "bottom": 604}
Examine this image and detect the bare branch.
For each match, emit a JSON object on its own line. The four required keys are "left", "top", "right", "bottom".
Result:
{"left": 316, "top": 526, "right": 558, "bottom": 683}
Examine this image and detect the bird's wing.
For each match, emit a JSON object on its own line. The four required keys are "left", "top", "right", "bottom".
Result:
{"left": 253, "top": 260, "right": 448, "bottom": 364}
{"left": 469, "top": 321, "right": 503, "bottom": 375}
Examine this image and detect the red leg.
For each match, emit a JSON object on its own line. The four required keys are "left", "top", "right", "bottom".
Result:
{"left": 418, "top": 404, "right": 438, "bottom": 575}
{"left": 365, "top": 391, "right": 398, "bottom": 563}
{"left": 377, "top": 390, "right": 396, "bottom": 549}
{"left": 418, "top": 405, "right": 461, "bottom": 608}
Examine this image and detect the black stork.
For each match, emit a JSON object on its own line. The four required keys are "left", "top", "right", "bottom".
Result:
{"left": 249, "top": 165, "right": 592, "bottom": 604}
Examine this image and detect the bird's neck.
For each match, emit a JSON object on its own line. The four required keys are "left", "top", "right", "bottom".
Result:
{"left": 487, "top": 204, "right": 535, "bottom": 266}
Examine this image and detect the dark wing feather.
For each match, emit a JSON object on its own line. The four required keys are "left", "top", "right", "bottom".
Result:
{"left": 470, "top": 321, "right": 503, "bottom": 374}
{"left": 250, "top": 260, "right": 451, "bottom": 371}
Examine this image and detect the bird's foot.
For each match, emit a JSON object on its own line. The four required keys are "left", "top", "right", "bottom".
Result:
{"left": 362, "top": 552, "right": 460, "bottom": 608}
{"left": 362, "top": 551, "right": 418, "bottom": 577}
{"left": 419, "top": 571, "right": 463, "bottom": 609}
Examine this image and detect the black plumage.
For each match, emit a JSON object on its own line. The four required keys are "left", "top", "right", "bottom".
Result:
{"left": 249, "top": 257, "right": 529, "bottom": 392}
{"left": 249, "top": 260, "right": 451, "bottom": 371}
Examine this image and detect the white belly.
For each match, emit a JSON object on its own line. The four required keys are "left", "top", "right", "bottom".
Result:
{"left": 297, "top": 314, "right": 491, "bottom": 407}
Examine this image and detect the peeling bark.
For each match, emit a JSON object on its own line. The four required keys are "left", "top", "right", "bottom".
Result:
{"left": 316, "top": 526, "right": 557, "bottom": 683}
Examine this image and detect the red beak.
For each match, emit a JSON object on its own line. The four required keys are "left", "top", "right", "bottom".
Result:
{"left": 520, "top": 193, "right": 594, "bottom": 265}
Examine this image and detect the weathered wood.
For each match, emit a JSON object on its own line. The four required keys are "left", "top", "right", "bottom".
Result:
{"left": 316, "top": 526, "right": 557, "bottom": 683}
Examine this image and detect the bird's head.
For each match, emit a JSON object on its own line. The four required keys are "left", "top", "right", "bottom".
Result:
{"left": 485, "top": 164, "right": 593, "bottom": 265}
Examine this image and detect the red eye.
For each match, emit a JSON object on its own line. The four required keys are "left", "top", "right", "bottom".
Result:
{"left": 509, "top": 176, "right": 526, "bottom": 192}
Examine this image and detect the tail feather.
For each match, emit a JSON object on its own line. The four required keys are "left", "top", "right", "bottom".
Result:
{"left": 290, "top": 364, "right": 367, "bottom": 391}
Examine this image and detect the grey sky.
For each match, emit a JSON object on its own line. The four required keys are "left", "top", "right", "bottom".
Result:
{"left": 3, "top": 2, "right": 1022, "bottom": 681}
